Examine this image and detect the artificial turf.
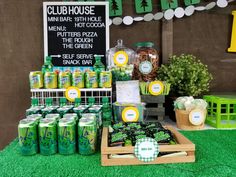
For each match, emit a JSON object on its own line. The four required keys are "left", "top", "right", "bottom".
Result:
{"left": 0, "top": 130, "right": 236, "bottom": 177}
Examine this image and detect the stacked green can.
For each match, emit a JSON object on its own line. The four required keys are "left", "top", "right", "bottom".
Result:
{"left": 73, "top": 105, "right": 89, "bottom": 119}
{"left": 38, "top": 118, "right": 57, "bottom": 155}
{"left": 58, "top": 118, "right": 76, "bottom": 155}
{"left": 26, "top": 114, "right": 43, "bottom": 123}
{"left": 89, "top": 106, "right": 102, "bottom": 126}
{"left": 58, "top": 71, "right": 71, "bottom": 89}
{"left": 78, "top": 115, "right": 97, "bottom": 155}
{"left": 45, "top": 113, "right": 61, "bottom": 121}
{"left": 18, "top": 119, "right": 38, "bottom": 155}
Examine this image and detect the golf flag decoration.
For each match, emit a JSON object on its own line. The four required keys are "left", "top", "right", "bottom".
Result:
{"left": 228, "top": 11, "right": 236, "bottom": 53}
{"left": 109, "top": 0, "right": 123, "bottom": 17}
{"left": 135, "top": 0, "right": 153, "bottom": 14}
{"left": 184, "top": 0, "right": 200, "bottom": 6}
{"left": 161, "top": 0, "right": 178, "bottom": 10}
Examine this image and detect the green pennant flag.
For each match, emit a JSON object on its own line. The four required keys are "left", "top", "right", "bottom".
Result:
{"left": 161, "top": 0, "right": 178, "bottom": 10}
{"left": 135, "top": 0, "right": 153, "bottom": 14}
{"left": 109, "top": 0, "right": 123, "bottom": 17}
{"left": 184, "top": 0, "right": 200, "bottom": 6}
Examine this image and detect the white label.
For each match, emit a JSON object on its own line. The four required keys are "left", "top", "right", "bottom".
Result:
{"left": 151, "top": 84, "right": 161, "bottom": 93}
{"left": 114, "top": 51, "right": 128, "bottom": 66}
{"left": 124, "top": 109, "right": 137, "bottom": 121}
{"left": 68, "top": 89, "right": 79, "bottom": 99}
{"left": 189, "top": 109, "right": 204, "bottom": 126}
{"left": 191, "top": 112, "right": 202, "bottom": 125}
{"left": 116, "top": 54, "right": 126, "bottom": 64}
{"left": 65, "top": 86, "right": 81, "bottom": 102}
{"left": 139, "top": 61, "right": 152, "bottom": 75}
{"left": 122, "top": 107, "right": 139, "bottom": 122}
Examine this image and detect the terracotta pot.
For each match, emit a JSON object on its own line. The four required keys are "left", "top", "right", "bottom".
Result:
{"left": 175, "top": 109, "right": 206, "bottom": 130}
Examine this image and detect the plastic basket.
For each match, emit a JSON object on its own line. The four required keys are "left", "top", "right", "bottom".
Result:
{"left": 204, "top": 95, "right": 236, "bottom": 128}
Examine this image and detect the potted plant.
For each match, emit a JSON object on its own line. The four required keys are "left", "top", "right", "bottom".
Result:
{"left": 157, "top": 54, "right": 213, "bottom": 121}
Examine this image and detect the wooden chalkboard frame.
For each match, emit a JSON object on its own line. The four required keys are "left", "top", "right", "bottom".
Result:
{"left": 43, "top": 1, "right": 109, "bottom": 67}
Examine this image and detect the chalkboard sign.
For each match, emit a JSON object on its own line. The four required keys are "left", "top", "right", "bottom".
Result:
{"left": 43, "top": 2, "right": 109, "bottom": 69}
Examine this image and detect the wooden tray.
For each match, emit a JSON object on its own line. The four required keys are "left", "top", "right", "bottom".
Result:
{"left": 101, "top": 126, "right": 195, "bottom": 166}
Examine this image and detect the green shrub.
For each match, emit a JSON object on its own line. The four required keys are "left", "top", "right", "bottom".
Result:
{"left": 157, "top": 54, "right": 213, "bottom": 97}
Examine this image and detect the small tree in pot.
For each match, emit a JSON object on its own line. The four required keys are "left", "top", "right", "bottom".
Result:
{"left": 157, "top": 54, "right": 213, "bottom": 120}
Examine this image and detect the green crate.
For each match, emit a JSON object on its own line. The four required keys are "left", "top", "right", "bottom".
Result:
{"left": 203, "top": 95, "right": 236, "bottom": 128}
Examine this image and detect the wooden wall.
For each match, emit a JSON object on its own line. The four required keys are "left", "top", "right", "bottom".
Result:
{"left": 0, "top": 0, "right": 236, "bottom": 149}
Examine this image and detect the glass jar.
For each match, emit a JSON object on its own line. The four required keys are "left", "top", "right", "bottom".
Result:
{"left": 106, "top": 39, "right": 135, "bottom": 69}
{"left": 132, "top": 42, "right": 159, "bottom": 82}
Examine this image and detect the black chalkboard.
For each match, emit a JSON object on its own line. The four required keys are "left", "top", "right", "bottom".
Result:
{"left": 43, "top": 2, "right": 109, "bottom": 67}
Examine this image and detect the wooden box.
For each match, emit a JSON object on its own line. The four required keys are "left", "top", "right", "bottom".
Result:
{"left": 141, "top": 95, "right": 165, "bottom": 121}
{"left": 101, "top": 126, "right": 195, "bottom": 166}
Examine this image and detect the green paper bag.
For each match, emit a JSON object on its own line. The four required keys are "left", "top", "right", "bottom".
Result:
{"left": 160, "top": 0, "right": 178, "bottom": 10}
{"left": 184, "top": 0, "right": 200, "bottom": 6}
{"left": 109, "top": 0, "right": 123, "bottom": 17}
{"left": 135, "top": 0, "right": 153, "bottom": 14}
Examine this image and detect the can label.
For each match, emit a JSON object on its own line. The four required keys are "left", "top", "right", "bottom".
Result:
{"left": 18, "top": 123, "right": 38, "bottom": 155}
{"left": 85, "top": 72, "right": 98, "bottom": 88}
{"left": 72, "top": 72, "right": 84, "bottom": 88}
{"left": 59, "top": 72, "right": 71, "bottom": 89}
{"left": 29, "top": 72, "right": 43, "bottom": 89}
{"left": 58, "top": 123, "right": 76, "bottom": 155}
{"left": 78, "top": 125, "right": 97, "bottom": 155}
{"left": 39, "top": 124, "right": 57, "bottom": 155}
{"left": 44, "top": 72, "right": 57, "bottom": 89}
{"left": 99, "top": 71, "right": 112, "bottom": 88}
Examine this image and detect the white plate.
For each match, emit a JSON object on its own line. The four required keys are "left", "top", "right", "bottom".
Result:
{"left": 109, "top": 19, "right": 113, "bottom": 26}
{"left": 113, "top": 17, "right": 123, "bottom": 25}
{"left": 185, "top": 5, "right": 195, "bottom": 16}
{"left": 216, "top": 0, "right": 228, "bottom": 8}
{"left": 123, "top": 16, "right": 134, "bottom": 25}
{"left": 164, "top": 9, "right": 174, "bottom": 20}
{"left": 174, "top": 7, "right": 185, "bottom": 18}
{"left": 154, "top": 12, "right": 164, "bottom": 20}
{"left": 205, "top": 2, "right": 216, "bottom": 10}
{"left": 144, "top": 13, "right": 154, "bottom": 21}
{"left": 134, "top": 17, "right": 144, "bottom": 22}
{"left": 195, "top": 6, "right": 205, "bottom": 11}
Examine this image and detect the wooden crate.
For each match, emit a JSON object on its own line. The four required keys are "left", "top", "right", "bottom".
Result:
{"left": 101, "top": 126, "right": 195, "bottom": 166}
{"left": 141, "top": 95, "right": 165, "bottom": 121}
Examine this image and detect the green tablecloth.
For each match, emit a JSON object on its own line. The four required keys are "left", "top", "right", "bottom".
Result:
{"left": 1, "top": 130, "right": 236, "bottom": 177}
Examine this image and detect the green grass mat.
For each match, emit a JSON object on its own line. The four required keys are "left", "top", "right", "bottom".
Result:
{"left": 1, "top": 130, "right": 236, "bottom": 177}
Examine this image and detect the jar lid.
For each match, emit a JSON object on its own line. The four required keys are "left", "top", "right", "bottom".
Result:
{"left": 135, "top": 42, "right": 154, "bottom": 48}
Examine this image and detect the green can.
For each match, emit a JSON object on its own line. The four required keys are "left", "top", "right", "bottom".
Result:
{"left": 58, "top": 72, "right": 71, "bottom": 89}
{"left": 88, "top": 106, "right": 102, "bottom": 126}
{"left": 72, "top": 71, "right": 84, "bottom": 88}
{"left": 85, "top": 72, "right": 98, "bottom": 88}
{"left": 26, "top": 107, "right": 42, "bottom": 116}
{"left": 26, "top": 114, "right": 43, "bottom": 123}
{"left": 41, "top": 107, "right": 54, "bottom": 118}
{"left": 63, "top": 113, "right": 78, "bottom": 122}
{"left": 39, "top": 118, "right": 57, "bottom": 155}
{"left": 99, "top": 71, "right": 112, "bottom": 88}
{"left": 73, "top": 105, "right": 88, "bottom": 119}
{"left": 44, "top": 72, "right": 57, "bottom": 89}
{"left": 29, "top": 71, "right": 44, "bottom": 89}
{"left": 58, "top": 118, "right": 76, "bottom": 155}
{"left": 18, "top": 119, "right": 38, "bottom": 155}
{"left": 45, "top": 113, "right": 60, "bottom": 121}
{"left": 78, "top": 117, "right": 97, "bottom": 155}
